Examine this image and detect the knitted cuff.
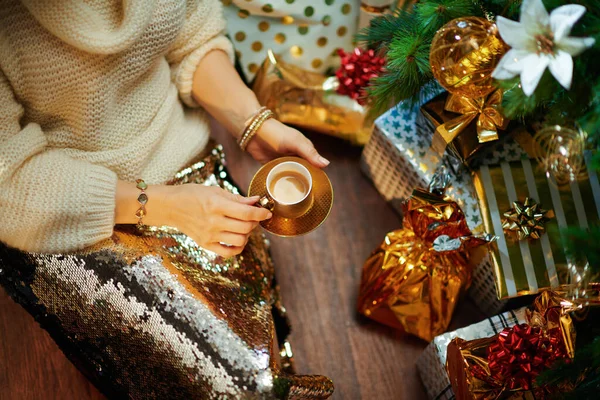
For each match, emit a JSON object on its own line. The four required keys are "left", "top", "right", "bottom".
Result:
{"left": 79, "top": 164, "right": 118, "bottom": 249}
{"left": 175, "top": 35, "right": 235, "bottom": 108}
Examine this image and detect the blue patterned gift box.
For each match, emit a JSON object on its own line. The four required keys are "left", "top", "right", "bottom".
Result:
{"left": 361, "top": 84, "right": 485, "bottom": 234}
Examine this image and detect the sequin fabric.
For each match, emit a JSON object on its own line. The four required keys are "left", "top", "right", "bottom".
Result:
{"left": 0, "top": 143, "right": 334, "bottom": 399}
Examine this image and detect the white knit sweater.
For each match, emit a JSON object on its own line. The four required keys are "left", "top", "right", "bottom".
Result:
{"left": 0, "top": 0, "right": 234, "bottom": 253}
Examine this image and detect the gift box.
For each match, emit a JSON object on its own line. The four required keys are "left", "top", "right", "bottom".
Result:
{"left": 360, "top": 86, "right": 509, "bottom": 315}
{"left": 252, "top": 50, "right": 373, "bottom": 145}
{"left": 416, "top": 307, "right": 527, "bottom": 400}
{"left": 446, "top": 291, "right": 579, "bottom": 399}
{"left": 472, "top": 153, "right": 600, "bottom": 300}
{"left": 360, "top": 85, "right": 473, "bottom": 219}
{"left": 357, "top": 171, "right": 494, "bottom": 341}
{"left": 419, "top": 91, "right": 510, "bottom": 165}
{"left": 223, "top": 0, "right": 359, "bottom": 81}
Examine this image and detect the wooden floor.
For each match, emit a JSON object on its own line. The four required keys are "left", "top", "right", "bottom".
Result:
{"left": 0, "top": 124, "right": 485, "bottom": 400}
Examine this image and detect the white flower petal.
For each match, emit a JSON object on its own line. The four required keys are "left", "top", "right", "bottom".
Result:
{"left": 493, "top": 49, "right": 532, "bottom": 80}
{"left": 520, "top": 0, "right": 549, "bottom": 34}
{"left": 548, "top": 50, "right": 574, "bottom": 90}
{"left": 558, "top": 36, "right": 595, "bottom": 56}
{"left": 550, "top": 5, "right": 587, "bottom": 42}
{"left": 501, "top": 49, "right": 532, "bottom": 73}
{"left": 496, "top": 16, "right": 530, "bottom": 49}
{"left": 492, "top": 54, "right": 520, "bottom": 80}
{"left": 520, "top": 54, "right": 550, "bottom": 96}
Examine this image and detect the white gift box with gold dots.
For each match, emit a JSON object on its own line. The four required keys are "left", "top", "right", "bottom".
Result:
{"left": 222, "top": 0, "right": 360, "bottom": 81}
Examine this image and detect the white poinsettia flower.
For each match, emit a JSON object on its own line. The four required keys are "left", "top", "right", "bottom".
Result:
{"left": 492, "top": 0, "right": 595, "bottom": 96}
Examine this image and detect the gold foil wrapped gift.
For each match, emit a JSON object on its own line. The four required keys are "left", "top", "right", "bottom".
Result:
{"left": 472, "top": 155, "right": 600, "bottom": 300}
{"left": 421, "top": 90, "right": 509, "bottom": 164}
{"left": 357, "top": 169, "right": 493, "bottom": 341}
{"left": 446, "top": 291, "right": 578, "bottom": 400}
{"left": 252, "top": 50, "right": 373, "bottom": 146}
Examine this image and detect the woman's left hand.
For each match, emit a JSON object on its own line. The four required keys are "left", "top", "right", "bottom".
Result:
{"left": 245, "top": 119, "right": 330, "bottom": 168}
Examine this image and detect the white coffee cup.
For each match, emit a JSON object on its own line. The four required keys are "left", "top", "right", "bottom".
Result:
{"left": 258, "top": 161, "right": 313, "bottom": 219}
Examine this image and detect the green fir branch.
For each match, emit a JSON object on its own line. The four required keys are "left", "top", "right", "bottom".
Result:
{"left": 356, "top": 9, "right": 413, "bottom": 51}
{"left": 415, "top": 0, "right": 481, "bottom": 33}
{"left": 538, "top": 336, "right": 600, "bottom": 400}
{"left": 561, "top": 225, "right": 600, "bottom": 276}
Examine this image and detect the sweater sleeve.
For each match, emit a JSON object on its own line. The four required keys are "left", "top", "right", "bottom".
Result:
{"left": 0, "top": 70, "right": 118, "bottom": 253}
{"left": 166, "top": 0, "right": 234, "bottom": 108}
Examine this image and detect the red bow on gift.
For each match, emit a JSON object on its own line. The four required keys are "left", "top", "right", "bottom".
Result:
{"left": 474, "top": 323, "right": 569, "bottom": 391}
{"left": 335, "top": 48, "right": 385, "bottom": 105}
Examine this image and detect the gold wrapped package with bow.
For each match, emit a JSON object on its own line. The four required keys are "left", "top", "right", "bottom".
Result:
{"left": 446, "top": 291, "right": 580, "bottom": 400}
{"left": 357, "top": 169, "right": 493, "bottom": 341}
{"left": 420, "top": 90, "right": 509, "bottom": 163}
{"left": 252, "top": 50, "right": 374, "bottom": 145}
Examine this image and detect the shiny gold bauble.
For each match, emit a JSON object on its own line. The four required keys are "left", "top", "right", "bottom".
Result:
{"left": 430, "top": 17, "right": 508, "bottom": 99}
{"left": 533, "top": 125, "right": 587, "bottom": 186}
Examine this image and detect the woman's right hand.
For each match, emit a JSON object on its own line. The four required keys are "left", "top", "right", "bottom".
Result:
{"left": 162, "top": 185, "right": 272, "bottom": 258}
{"left": 115, "top": 181, "right": 272, "bottom": 258}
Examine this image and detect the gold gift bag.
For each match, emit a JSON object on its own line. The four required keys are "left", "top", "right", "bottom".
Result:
{"left": 252, "top": 50, "right": 373, "bottom": 145}
{"left": 357, "top": 171, "right": 492, "bottom": 341}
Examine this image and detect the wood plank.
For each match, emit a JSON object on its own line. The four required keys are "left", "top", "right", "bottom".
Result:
{"left": 0, "top": 287, "right": 104, "bottom": 400}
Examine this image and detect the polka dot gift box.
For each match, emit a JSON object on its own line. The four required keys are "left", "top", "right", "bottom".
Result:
{"left": 222, "top": 0, "right": 359, "bottom": 81}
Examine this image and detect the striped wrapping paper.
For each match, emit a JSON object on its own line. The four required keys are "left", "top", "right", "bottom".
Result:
{"left": 473, "top": 154, "right": 600, "bottom": 299}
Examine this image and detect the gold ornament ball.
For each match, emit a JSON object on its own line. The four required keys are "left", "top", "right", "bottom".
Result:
{"left": 533, "top": 125, "right": 587, "bottom": 185}
{"left": 430, "top": 17, "right": 508, "bottom": 99}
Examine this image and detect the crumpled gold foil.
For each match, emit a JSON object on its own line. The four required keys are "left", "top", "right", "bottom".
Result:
{"left": 422, "top": 90, "right": 509, "bottom": 163}
{"left": 252, "top": 50, "right": 373, "bottom": 145}
{"left": 446, "top": 291, "right": 578, "bottom": 400}
{"left": 357, "top": 170, "right": 493, "bottom": 341}
{"left": 527, "top": 291, "right": 578, "bottom": 359}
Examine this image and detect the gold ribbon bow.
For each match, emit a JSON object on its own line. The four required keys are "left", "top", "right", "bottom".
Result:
{"left": 502, "top": 197, "right": 554, "bottom": 240}
{"left": 431, "top": 90, "right": 509, "bottom": 155}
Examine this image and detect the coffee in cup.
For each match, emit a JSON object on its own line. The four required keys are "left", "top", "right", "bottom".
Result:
{"left": 258, "top": 161, "right": 313, "bottom": 219}
{"left": 268, "top": 170, "right": 310, "bottom": 204}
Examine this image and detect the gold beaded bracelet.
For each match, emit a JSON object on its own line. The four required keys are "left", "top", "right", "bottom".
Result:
{"left": 243, "top": 106, "right": 267, "bottom": 127}
{"left": 238, "top": 108, "right": 270, "bottom": 151}
{"left": 237, "top": 107, "right": 266, "bottom": 146}
{"left": 238, "top": 108, "right": 274, "bottom": 151}
{"left": 135, "top": 179, "right": 148, "bottom": 226}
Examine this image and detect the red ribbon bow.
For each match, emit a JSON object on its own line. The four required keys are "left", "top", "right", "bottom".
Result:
{"left": 477, "top": 323, "right": 569, "bottom": 391}
{"left": 335, "top": 48, "right": 385, "bottom": 105}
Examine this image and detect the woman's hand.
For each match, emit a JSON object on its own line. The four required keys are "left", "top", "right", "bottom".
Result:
{"left": 189, "top": 51, "right": 329, "bottom": 168}
{"left": 115, "top": 181, "right": 271, "bottom": 258}
{"left": 163, "top": 185, "right": 271, "bottom": 258}
{"left": 245, "top": 119, "right": 330, "bottom": 168}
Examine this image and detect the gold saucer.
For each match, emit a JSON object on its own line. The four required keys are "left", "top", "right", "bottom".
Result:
{"left": 248, "top": 157, "right": 333, "bottom": 237}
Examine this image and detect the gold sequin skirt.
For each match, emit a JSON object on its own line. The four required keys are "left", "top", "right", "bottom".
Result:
{"left": 0, "top": 142, "right": 334, "bottom": 399}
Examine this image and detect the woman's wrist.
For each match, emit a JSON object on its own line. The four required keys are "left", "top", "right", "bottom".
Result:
{"left": 229, "top": 88, "right": 262, "bottom": 140}
{"left": 114, "top": 180, "right": 171, "bottom": 227}
{"left": 189, "top": 49, "right": 262, "bottom": 140}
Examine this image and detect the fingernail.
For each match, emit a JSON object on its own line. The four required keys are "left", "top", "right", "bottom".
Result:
{"left": 267, "top": 212, "right": 273, "bottom": 219}
{"left": 319, "top": 156, "right": 330, "bottom": 166}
